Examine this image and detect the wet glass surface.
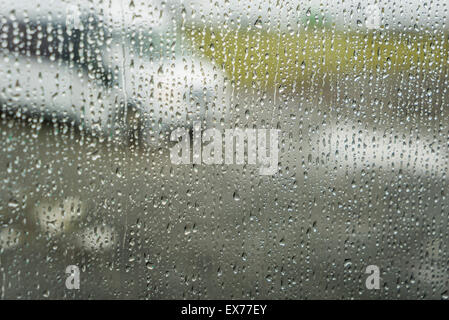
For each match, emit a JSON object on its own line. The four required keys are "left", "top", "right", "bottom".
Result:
{"left": 0, "top": 0, "right": 448, "bottom": 299}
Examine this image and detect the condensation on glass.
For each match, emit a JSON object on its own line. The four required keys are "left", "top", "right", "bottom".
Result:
{"left": 0, "top": 0, "right": 448, "bottom": 299}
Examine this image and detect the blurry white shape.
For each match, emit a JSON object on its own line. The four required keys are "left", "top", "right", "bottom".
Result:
{"left": 66, "top": 4, "right": 82, "bottom": 30}
{"left": 0, "top": 0, "right": 171, "bottom": 33}
{"left": 76, "top": 225, "right": 115, "bottom": 251}
{"left": 0, "top": 55, "right": 126, "bottom": 136}
{"left": 1, "top": 0, "right": 447, "bottom": 31}
{"left": 173, "top": 0, "right": 449, "bottom": 31}
{"left": 107, "top": 50, "right": 232, "bottom": 145}
{"left": 98, "top": 0, "right": 172, "bottom": 33}
{"left": 34, "top": 196, "right": 86, "bottom": 235}
{"left": 315, "top": 124, "right": 448, "bottom": 178}
{"left": 133, "top": 57, "right": 231, "bottom": 126}
{"left": 365, "top": 4, "right": 381, "bottom": 29}
{"left": 0, "top": 0, "right": 70, "bottom": 22}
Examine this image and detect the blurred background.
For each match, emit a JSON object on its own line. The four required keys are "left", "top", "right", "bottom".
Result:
{"left": 0, "top": 0, "right": 448, "bottom": 299}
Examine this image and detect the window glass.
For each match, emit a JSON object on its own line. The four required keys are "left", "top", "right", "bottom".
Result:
{"left": 0, "top": 0, "right": 448, "bottom": 299}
